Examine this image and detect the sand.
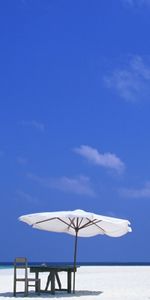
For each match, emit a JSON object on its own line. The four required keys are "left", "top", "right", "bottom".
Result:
{"left": 0, "top": 266, "right": 150, "bottom": 300}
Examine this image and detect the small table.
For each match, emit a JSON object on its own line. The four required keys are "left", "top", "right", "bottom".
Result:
{"left": 29, "top": 265, "right": 76, "bottom": 294}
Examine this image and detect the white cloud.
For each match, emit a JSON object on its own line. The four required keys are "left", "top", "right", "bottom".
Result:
{"left": 27, "top": 173, "right": 95, "bottom": 197}
{"left": 74, "top": 145, "right": 125, "bottom": 173}
{"left": 16, "top": 190, "right": 38, "bottom": 204}
{"left": 20, "top": 120, "right": 45, "bottom": 132}
{"left": 119, "top": 181, "right": 150, "bottom": 198}
{"left": 104, "top": 55, "right": 150, "bottom": 102}
{"left": 123, "top": 0, "right": 150, "bottom": 6}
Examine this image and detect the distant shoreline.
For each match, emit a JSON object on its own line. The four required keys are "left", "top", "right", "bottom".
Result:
{"left": 0, "top": 262, "right": 150, "bottom": 267}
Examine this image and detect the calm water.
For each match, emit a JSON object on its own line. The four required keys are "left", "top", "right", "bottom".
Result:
{"left": 0, "top": 262, "right": 150, "bottom": 269}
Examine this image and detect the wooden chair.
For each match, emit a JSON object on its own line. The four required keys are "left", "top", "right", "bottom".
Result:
{"left": 13, "top": 257, "right": 40, "bottom": 297}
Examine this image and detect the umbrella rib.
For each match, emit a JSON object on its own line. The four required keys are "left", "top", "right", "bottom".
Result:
{"left": 71, "top": 217, "right": 83, "bottom": 229}
{"left": 34, "top": 217, "right": 58, "bottom": 225}
{"left": 68, "top": 217, "right": 84, "bottom": 231}
{"left": 57, "top": 217, "right": 75, "bottom": 230}
{"left": 79, "top": 218, "right": 106, "bottom": 233}
{"left": 78, "top": 218, "right": 84, "bottom": 228}
{"left": 34, "top": 217, "right": 75, "bottom": 230}
{"left": 33, "top": 216, "right": 105, "bottom": 233}
{"left": 78, "top": 219, "right": 93, "bottom": 230}
{"left": 68, "top": 218, "right": 76, "bottom": 230}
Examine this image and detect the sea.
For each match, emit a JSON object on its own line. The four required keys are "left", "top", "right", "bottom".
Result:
{"left": 0, "top": 262, "right": 150, "bottom": 269}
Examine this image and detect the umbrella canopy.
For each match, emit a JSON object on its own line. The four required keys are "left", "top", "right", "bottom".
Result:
{"left": 19, "top": 209, "right": 132, "bottom": 292}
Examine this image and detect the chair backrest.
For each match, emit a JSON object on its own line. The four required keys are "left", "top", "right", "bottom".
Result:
{"left": 14, "top": 257, "right": 28, "bottom": 280}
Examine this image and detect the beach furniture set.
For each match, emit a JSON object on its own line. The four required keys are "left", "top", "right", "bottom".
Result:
{"left": 13, "top": 257, "right": 76, "bottom": 296}
{"left": 17, "top": 209, "right": 131, "bottom": 296}
{"left": 19, "top": 209, "right": 131, "bottom": 293}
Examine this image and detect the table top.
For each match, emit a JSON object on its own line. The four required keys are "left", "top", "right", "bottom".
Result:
{"left": 29, "top": 265, "right": 77, "bottom": 272}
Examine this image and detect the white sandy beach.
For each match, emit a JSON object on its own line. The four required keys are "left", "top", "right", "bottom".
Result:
{"left": 0, "top": 266, "right": 150, "bottom": 300}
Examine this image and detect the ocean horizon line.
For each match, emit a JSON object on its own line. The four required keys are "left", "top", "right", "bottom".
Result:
{"left": 1, "top": 261, "right": 150, "bottom": 267}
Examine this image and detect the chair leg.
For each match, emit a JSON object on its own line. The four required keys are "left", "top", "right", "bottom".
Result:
{"left": 13, "top": 281, "right": 16, "bottom": 297}
{"left": 25, "top": 280, "right": 28, "bottom": 297}
{"left": 37, "top": 279, "right": 40, "bottom": 295}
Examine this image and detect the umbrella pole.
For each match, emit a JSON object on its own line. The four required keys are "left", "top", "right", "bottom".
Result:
{"left": 73, "top": 229, "right": 78, "bottom": 293}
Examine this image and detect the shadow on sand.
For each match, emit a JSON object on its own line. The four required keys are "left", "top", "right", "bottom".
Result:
{"left": 0, "top": 290, "right": 103, "bottom": 298}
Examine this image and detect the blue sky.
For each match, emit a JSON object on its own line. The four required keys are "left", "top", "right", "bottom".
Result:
{"left": 1, "top": 0, "right": 150, "bottom": 263}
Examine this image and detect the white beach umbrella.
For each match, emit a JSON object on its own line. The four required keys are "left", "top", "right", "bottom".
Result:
{"left": 19, "top": 209, "right": 132, "bottom": 292}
